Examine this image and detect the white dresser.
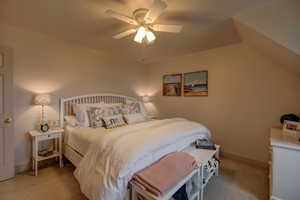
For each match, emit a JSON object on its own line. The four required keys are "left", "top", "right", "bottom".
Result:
{"left": 270, "top": 127, "right": 300, "bottom": 200}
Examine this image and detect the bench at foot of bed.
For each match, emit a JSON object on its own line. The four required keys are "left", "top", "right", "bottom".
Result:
{"left": 130, "top": 144, "right": 220, "bottom": 200}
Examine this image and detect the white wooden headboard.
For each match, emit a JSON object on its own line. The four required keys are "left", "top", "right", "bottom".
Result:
{"left": 59, "top": 93, "right": 137, "bottom": 127}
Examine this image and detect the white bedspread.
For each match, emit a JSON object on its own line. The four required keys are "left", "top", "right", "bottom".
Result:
{"left": 64, "top": 126, "right": 106, "bottom": 155}
{"left": 74, "top": 118, "right": 211, "bottom": 200}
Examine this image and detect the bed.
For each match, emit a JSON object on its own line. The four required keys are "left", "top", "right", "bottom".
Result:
{"left": 60, "top": 93, "right": 137, "bottom": 167}
{"left": 59, "top": 93, "right": 211, "bottom": 200}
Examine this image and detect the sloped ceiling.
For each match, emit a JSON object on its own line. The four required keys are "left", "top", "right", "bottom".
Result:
{"left": 0, "top": 0, "right": 271, "bottom": 62}
{"left": 234, "top": 20, "right": 300, "bottom": 75}
{"left": 235, "top": 0, "right": 300, "bottom": 55}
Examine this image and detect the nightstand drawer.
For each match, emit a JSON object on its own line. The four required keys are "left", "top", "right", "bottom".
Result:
{"left": 37, "top": 133, "right": 60, "bottom": 141}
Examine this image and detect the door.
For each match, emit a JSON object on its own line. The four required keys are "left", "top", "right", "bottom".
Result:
{"left": 0, "top": 47, "right": 14, "bottom": 181}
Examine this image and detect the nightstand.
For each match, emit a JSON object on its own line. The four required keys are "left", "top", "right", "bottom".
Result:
{"left": 29, "top": 129, "right": 64, "bottom": 176}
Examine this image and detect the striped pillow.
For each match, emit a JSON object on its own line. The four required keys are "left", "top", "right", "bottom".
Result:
{"left": 102, "top": 114, "right": 126, "bottom": 129}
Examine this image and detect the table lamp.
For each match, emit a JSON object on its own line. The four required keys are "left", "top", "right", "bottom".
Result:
{"left": 34, "top": 94, "right": 51, "bottom": 132}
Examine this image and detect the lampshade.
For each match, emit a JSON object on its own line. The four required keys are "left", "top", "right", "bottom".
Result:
{"left": 34, "top": 94, "right": 51, "bottom": 105}
{"left": 142, "top": 96, "right": 150, "bottom": 103}
{"left": 146, "top": 31, "right": 156, "bottom": 43}
{"left": 134, "top": 26, "right": 146, "bottom": 43}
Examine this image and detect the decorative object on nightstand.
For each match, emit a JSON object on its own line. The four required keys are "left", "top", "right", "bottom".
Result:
{"left": 34, "top": 94, "right": 51, "bottom": 132}
{"left": 48, "top": 120, "right": 61, "bottom": 131}
{"left": 29, "top": 129, "right": 64, "bottom": 176}
{"left": 280, "top": 113, "right": 299, "bottom": 124}
{"left": 282, "top": 120, "right": 300, "bottom": 137}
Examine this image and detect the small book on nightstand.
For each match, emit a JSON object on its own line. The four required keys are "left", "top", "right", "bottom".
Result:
{"left": 196, "top": 140, "right": 216, "bottom": 150}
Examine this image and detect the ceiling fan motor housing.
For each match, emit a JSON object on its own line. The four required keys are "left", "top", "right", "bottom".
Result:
{"left": 133, "top": 8, "right": 149, "bottom": 24}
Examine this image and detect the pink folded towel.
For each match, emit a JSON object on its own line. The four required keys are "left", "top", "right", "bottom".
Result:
{"left": 132, "top": 152, "right": 196, "bottom": 196}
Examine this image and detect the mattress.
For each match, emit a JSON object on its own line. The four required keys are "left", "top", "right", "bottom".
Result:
{"left": 64, "top": 126, "right": 106, "bottom": 155}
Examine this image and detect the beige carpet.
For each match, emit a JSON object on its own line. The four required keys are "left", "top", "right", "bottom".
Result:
{"left": 204, "top": 158, "right": 268, "bottom": 200}
{"left": 0, "top": 157, "right": 268, "bottom": 200}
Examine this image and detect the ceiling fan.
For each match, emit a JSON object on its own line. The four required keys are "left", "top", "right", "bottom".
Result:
{"left": 105, "top": 0, "right": 183, "bottom": 44}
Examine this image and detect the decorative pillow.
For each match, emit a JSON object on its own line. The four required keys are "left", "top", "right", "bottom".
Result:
{"left": 123, "top": 113, "right": 147, "bottom": 124}
{"left": 102, "top": 114, "right": 126, "bottom": 129}
{"left": 121, "top": 101, "right": 141, "bottom": 115}
{"left": 73, "top": 103, "right": 104, "bottom": 127}
{"left": 138, "top": 102, "right": 149, "bottom": 119}
{"left": 88, "top": 105, "right": 122, "bottom": 128}
{"left": 64, "top": 116, "right": 80, "bottom": 127}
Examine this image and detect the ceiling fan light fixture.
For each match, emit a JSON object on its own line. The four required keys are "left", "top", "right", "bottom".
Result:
{"left": 146, "top": 31, "right": 156, "bottom": 43}
{"left": 107, "top": 1, "right": 183, "bottom": 44}
{"left": 134, "top": 26, "right": 146, "bottom": 43}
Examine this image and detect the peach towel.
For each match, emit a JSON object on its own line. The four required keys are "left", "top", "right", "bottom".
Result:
{"left": 132, "top": 152, "right": 196, "bottom": 196}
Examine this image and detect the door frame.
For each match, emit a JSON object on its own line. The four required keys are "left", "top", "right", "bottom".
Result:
{"left": 0, "top": 46, "right": 14, "bottom": 181}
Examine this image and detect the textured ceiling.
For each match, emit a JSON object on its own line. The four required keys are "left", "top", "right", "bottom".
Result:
{"left": 0, "top": 0, "right": 272, "bottom": 62}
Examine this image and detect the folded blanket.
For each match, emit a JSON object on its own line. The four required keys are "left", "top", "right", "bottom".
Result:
{"left": 132, "top": 152, "right": 197, "bottom": 196}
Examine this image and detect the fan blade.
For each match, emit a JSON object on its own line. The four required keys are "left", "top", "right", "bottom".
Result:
{"left": 144, "top": 0, "right": 167, "bottom": 23}
{"left": 151, "top": 24, "right": 183, "bottom": 33}
{"left": 112, "top": 29, "right": 137, "bottom": 39}
{"left": 105, "top": 9, "right": 138, "bottom": 25}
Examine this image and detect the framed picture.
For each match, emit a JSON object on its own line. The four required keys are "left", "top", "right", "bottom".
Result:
{"left": 283, "top": 120, "right": 300, "bottom": 137}
{"left": 184, "top": 71, "right": 208, "bottom": 96}
{"left": 163, "top": 74, "right": 182, "bottom": 96}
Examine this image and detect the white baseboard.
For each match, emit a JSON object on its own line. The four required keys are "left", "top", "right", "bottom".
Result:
{"left": 15, "top": 162, "right": 31, "bottom": 173}
{"left": 221, "top": 151, "right": 268, "bottom": 169}
{"left": 270, "top": 195, "right": 282, "bottom": 200}
{"left": 15, "top": 159, "right": 58, "bottom": 174}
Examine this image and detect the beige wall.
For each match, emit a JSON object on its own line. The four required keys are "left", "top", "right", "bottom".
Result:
{"left": 147, "top": 43, "right": 300, "bottom": 163}
{"left": 0, "top": 23, "right": 148, "bottom": 171}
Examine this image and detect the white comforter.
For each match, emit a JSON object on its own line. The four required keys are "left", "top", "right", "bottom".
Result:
{"left": 74, "top": 118, "right": 211, "bottom": 200}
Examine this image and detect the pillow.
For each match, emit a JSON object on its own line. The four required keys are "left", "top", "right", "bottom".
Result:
{"left": 138, "top": 101, "right": 149, "bottom": 119}
{"left": 103, "top": 114, "right": 126, "bottom": 129}
{"left": 73, "top": 103, "right": 104, "bottom": 127}
{"left": 121, "top": 101, "right": 141, "bottom": 115}
{"left": 123, "top": 113, "right": 147, "bottom": 124}
{"left": 73, "top": 103, "right": 122, "bottom": 127}
{"left": 88, "top": 104, "right": 122, "bottom": 128}
{"left": 64, "top": 115, "right": 80, "bottom": 127}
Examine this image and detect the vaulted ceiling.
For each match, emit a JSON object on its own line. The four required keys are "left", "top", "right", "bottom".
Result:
{"left": 234, "top": 0, "right": 300, "bottom": 75}
{"left": 0, "top": 0, "right": 273, "bottom": 62}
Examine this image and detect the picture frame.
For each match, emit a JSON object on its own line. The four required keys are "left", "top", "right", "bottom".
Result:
{"left": 184, "top": 71, "right": 208, "bottom": 96}
{"left": 283, "top": 120, "right": 300, "bottom": 137}
{"left": 162, "top": 74, "right": 182, "bottom": 96}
